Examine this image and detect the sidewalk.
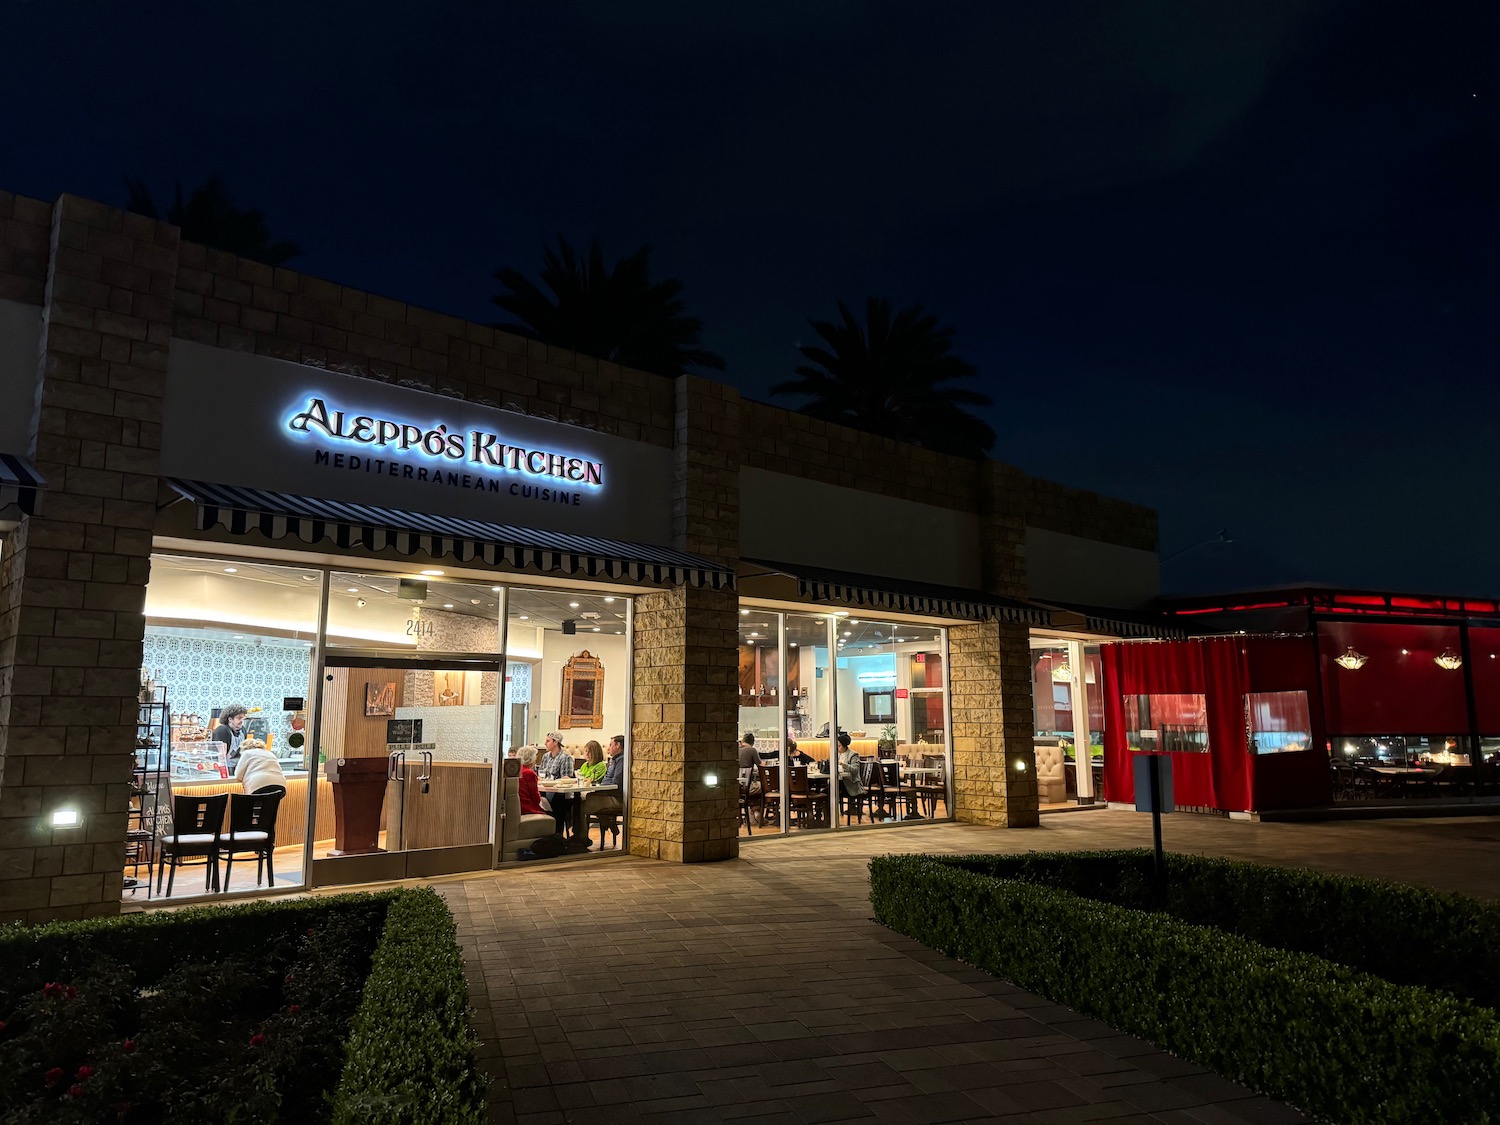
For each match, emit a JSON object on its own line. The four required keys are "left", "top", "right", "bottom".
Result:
{"left": 441, "top": 816, "right": 1339, "bottom": 1124}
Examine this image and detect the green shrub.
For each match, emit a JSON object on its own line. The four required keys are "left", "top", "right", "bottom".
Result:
{"left": 331, "top": 888, "right": 483, "bottom": 1125}
{"left": 0, "top": 896, "right": 389, "bottom": 1125}
{"left": 940, "top": 850, "right": 1500, "bottom": 1009}
{"left": 870, "top": 854, "right": 1500, "bottom": 1125}
{"left": 0, "top": 891, "right": 396, "bottom": 1009}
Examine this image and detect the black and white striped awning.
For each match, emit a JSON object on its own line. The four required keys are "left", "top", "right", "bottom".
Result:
{"left": 0, "top": 454, "right": 44, "bottom": 517}
{"left": 744, "top": 559, "right": 1049, "bottom": 625}
{"left": 168, "top": 480, "right": 736, "bottom": 590}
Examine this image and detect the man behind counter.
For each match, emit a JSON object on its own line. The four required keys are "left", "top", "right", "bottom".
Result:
{"left": 213, "top": 704, "right": 249, "bottom": 766}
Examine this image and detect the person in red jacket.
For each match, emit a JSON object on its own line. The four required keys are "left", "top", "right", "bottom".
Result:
{"left": 516, "top": 745, "right": 547, "bottom": 816}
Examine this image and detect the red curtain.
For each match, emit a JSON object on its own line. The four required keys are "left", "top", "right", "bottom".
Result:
{"left": 1318, "top": 622, "right": 1467, "bottom": 734}
{"left": 1470, "top": 626, "right": 1500, "bottom": 733}
{"left": 1101, "top": 640, "right": 1240, "bottom": 809}
{"left": 1245, "top": 635, "right": 1331, "bottom": 809}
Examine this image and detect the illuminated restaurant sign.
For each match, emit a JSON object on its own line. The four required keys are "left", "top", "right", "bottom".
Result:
{"left": 285, "top": 395, "right": 606, "bottom": 503}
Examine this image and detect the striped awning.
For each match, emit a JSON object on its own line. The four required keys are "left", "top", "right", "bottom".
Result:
{"left": 1027, "top": 598, "right": 1186, "bottom": 640}
{"left": 168, "top": 479, "right": 736, "bottom": 590}
{"left": 0, "top": 454, "right": 44, "bottom": 517}
{"left": 742, "top": 559, "right": 1048, "bottom": 625}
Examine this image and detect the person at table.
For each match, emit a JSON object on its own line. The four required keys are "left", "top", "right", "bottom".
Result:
{"left": 515, "top": 745, "right": 547, "bottom": 816}
{"left": 212, "top": 704, "right": 249, "bottom": 767}
{"left": 738, "top": 732, "right": 762, "bottom": 794}
{"left": 577, "top": 739, "right": 607, "bottom": 784}
{"left": 538, "top": 732, "right": 577, "bottom": 836}
{"left": 836, "top": 732, "right": 864, "bottom": 797}
{"left": 234, "top": 740, "right": 286, "bottom": 795}
{"left": 583, "top": 734, "right": 626, "bottom": 849}
{"left": 786, "top": 739, "right": 813, "bottom": 768}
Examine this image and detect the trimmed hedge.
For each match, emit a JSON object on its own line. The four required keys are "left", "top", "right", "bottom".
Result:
{"left": 870, "top": 854, "right": 1500, "bottom": 1125}
{"left": 331, "top": 888, "right": 484, "bottom": 1125}
{"left": 0, "top": 888, "right": 484, "bottom": 1125}
{"left": 942, "top": 850, "right": 1500, "bottom": 1009}
{"left": 0, "top": 891, "right": 397, "bottom": 1008}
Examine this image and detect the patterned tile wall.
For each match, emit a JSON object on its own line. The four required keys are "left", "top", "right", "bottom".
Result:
{"left": 142, "top": 632, "right": 313, "bottom": 751}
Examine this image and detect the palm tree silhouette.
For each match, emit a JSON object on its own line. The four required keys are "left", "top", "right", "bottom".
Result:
{"left": 772, "top": 298, "right": 996, "bottom": 458}
{"left": 492, "top": 236, "right": 724, "bottom": 378}
{"left": 124, "top": 176, "right": 301, "bottom": 265}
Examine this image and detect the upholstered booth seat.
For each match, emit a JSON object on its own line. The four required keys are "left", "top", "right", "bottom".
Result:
{"left": 498, "top": 760, "right": 558, "bottom": 861}
{"left": 1034, "top": 743, "right": 1067, "bottom": 804}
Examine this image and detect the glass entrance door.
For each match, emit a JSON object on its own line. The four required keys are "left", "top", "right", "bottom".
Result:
{"left": 308, "top": 656, "right": 500, "bottom": 886}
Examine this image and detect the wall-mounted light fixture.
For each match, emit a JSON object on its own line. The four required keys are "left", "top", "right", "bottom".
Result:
{"left": 49, "top": 808, "right": 81, "bottom": 829}
{"left": 702, "top": 772, "right": 719, "bottom": 788}
{"left": 1013, "top": 759, "right": 1028, "bottom": 774}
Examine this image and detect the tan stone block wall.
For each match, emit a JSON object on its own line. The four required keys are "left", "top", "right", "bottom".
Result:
{"left": 0, "top": 191, "right": 53, "bottom": 305}
{"left": 673, "top": 375, "right": 740, "bottom": 563}
{"left": 629, "top": 585, "right": 740, "bottom": 862}
{"left": 0, "top": 195, "right": 177, "bottom": 923}
{"left": 948, "top": 619, "right": 1038, "bottom": 828}
{"left": 171, "top": 244, "right": 677, "bottom": 448}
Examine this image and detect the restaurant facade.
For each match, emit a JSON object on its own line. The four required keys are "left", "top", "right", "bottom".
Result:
{"left": 0, "top": 190, "right": 1160, "bottom": 923}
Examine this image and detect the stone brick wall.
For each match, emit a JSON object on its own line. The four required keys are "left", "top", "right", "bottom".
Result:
{"left": 629, "top": 585, "right": 739, "bottom": 862}
{"left": 673, "top": 375, "right": 740, "bottom": 562}
{"left": 0, "top": 191, "right": 52, "bottom": 305}
{"left": 948, "top": 620, "right": 1039, "bottom": 828}
{"left": 171, "top": 244, "right": 677, "bottom": 447}
{"left": 1024, "top": 477, "right": 1158, "bottom": 553}
{"left": 0, "top": 195, "right": 177, "bottom": 923}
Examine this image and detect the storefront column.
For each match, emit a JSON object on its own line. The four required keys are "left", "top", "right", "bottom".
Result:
{"left": 0, "top": 196, "right": 177, "bottom": 922}
{"left": 630, "top": 584, "right": 740, "bottom": 861}
{"left": 948, "top": 619, "right": 1039, "bottom": 827}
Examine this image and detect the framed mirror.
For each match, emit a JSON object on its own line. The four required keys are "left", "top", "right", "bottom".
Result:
{"left": 559, "top": 651, "right": 605, "bottom": 729}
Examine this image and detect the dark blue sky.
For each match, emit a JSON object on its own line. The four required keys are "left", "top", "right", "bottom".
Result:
{"left": 4, "top": 2, "right": 1496, "bottom": 596}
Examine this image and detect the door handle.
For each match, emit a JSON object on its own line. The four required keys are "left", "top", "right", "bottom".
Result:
{"left": 419, "top": 750, "right": 432, "bottom": 782}
{"left": 388, "top": 750, "right": 406, "bottom": 781}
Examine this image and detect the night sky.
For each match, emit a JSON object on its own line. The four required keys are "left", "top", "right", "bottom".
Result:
{"left": 4, "top": 2, "right": 1496, "bottom": 597}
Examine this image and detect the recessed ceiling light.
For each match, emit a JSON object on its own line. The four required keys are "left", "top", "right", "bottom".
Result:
{"left": 519, "top": 615, "right": 529, "bottom": 620}
{"left": 233, "top": 634, "right": 244, "bottom": 639}
{"left": 604, "top": 597, "right": 616, "bottom": 603}
{"left": 491, "top": 586, "right": 502, "bottom": 592}
{"left": 301, "top": 574, "right": 317, "bottom": 582}
{"left": 740, "top": 609, "right": 750, "bottom": 616}
{"left": 223, "top": 566, "right": 238, "bottom": 573}
{"left": 615, "top": 630, "right": 623, "bottom": 635}
{"left": 749, "top": 632, "right": 759, "bottom": 638}
{"left": 592, "top": 627, "right": 600, "bottom": 632}
{"left": 843, "top": 631, "right": 852, "bottom": 637}
{"left": 443, "top": 603, "right": 454, "bottom": 609}
{"left": 569, "top": 602, "right": 580, "bottom": 608}
{"left": 835, "top": 611, "right": 849, "bottom": 617}
{"left": 421, "top": 569, "right": 444, "bottom": 576}
{"left": 346, "top": 587, "right": 359, "bottom": 593}
{"left": 790, "top": 642, "right": 798, "bottom": 648}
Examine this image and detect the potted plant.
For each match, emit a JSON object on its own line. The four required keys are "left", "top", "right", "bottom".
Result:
{"left": 878, "top": 725, "right": 898, "bottom": 755}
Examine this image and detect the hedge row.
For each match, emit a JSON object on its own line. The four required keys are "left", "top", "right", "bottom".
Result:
{"left": 942, "top": 850, "right": 1500, "bottom": 1009}
{"left": 869, "top": 854, "right": 1500, "bottom": 1125}
{"left": 0, "top": 891, "right": 397, "bottom": 1007}
{"left": 330, "top": 888, "right": 484, "bottom": 1125}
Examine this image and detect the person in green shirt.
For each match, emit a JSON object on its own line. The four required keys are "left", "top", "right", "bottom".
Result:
{"left": 577, "top": 739, "right": 607, "bottom": 784}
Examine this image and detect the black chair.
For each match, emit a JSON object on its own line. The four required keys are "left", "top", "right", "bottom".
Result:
{"left": 157, "top": 792, "right": 229, "bottom": 896}
{"left": 842, "top": 760, "right": 876, "bottom": 824}
{"left": 222, "top": 788, "right": 284, "bottom": 890}
{"left": 739, "top": 767, "right": 756, "bottom": 836}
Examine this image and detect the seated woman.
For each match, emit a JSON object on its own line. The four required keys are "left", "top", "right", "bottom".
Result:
{"left": 577, "top": 740, "right": 607, "bottom": 784}
{"left": 836, "top": 732, "right": 863, "bottom": 796}
{"left": 787, "top": 738, "right": 813, "bottom": 767}
{"left": 515, "top": 745, "right": 548, "bottom": 817}
{"left": 234, "top": 741, "right": 286, "bottom": 795}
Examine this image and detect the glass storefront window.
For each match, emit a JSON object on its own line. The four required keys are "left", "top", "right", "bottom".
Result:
{"left": 326, "top": 570, "right": 501, "bottom": 654}
{"left": 1124, "top": 693, "right": 1209, "bottom": 753}
{"left": 1246, "top": 691, "right": 1312, "bottom": 754}
{"left": 135, "top": 555, "right": 322, "bottom": 901}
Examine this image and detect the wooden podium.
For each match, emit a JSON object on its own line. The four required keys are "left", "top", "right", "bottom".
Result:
{"left": 326, "top": 756, "right": 389, "bottom": 854}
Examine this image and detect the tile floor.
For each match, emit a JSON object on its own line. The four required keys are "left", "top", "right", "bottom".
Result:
{"left": 438, "top": 807, "right": 1500, "bottom": 1124}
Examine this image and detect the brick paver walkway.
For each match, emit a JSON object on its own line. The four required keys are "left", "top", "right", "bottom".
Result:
{"left": 437, "top": 808, "right": 1499, "bottom": 1124}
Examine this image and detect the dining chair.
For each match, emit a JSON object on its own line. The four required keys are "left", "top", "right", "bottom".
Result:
{"left": 912, "top": 755, "right": 947, "bottom": 818}
{"left": 788, "top": 765, "right": 824, "bottom": 828}
{"left": 156, "top": 792, "right": 229, "bottom": 896}
{"left": 222, "top": 788, "right": 283, "bottom": 890}
{"left": 758, "top": 761, "right": 780, "bottom": 828}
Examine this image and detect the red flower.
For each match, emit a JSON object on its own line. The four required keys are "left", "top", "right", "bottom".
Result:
{"left": 122, "top": 1039, "right": 136, "bottom": 1053}
{"left": 65, "top": 985, "right": 77, "bottom": 999}
{"left": 76, "top": 1065, "right": 93, "bottom": 1080}
{"left": 43, "top": 1067, "right": 64, "bottom": 1087}
{"left": 288, "top": 1004, "right": 301, "bottom": 1014}
{"left": 284, "top": 973, "right": 295, "bottom": 983}
{"left": 42, "top": 983, "right": 63, "bottom": 998}
{"left": 249, "top": 1033, "right": 266, "bottom": 1048}
{"left": 68, "top": 1084, "right": 84, "bottom": 1098}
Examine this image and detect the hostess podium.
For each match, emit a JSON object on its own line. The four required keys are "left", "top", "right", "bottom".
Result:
{"left": 326, "top": 756, "right": 389, "bottom": 855}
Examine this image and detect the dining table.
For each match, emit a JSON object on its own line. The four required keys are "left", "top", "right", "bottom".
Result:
{"left": 537, "top": 779, "right": 619, "bottom": 851}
